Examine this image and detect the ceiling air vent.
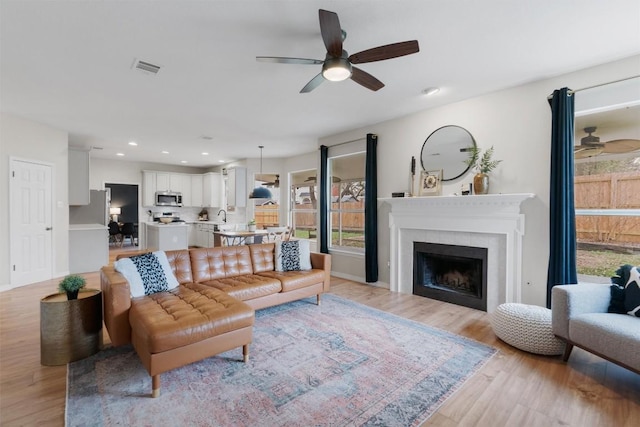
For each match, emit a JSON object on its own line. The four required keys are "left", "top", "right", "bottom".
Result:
{"left": 132, "top": 59, "right": 161, "bottom": 75}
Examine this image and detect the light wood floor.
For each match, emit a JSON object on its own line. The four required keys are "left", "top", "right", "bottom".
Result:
{"left": 1, "top": 247, "right": 638, "bottom": 426}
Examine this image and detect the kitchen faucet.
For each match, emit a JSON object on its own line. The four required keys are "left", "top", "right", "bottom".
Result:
{"left": 217, "top": 209, "right": 227, "bottom": 223}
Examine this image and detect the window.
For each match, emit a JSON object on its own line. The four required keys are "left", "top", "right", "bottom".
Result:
{"left": 290, "top": 170, "right": 317, "bottom": 240}
{"left": 254, "top": 174, "right": 280, "bottom": 228}
{"left": 329, "top": 152, "right": 366, "bottom": 251}
{"left": 574, "top": 103, "right": 640, "bottom": 279}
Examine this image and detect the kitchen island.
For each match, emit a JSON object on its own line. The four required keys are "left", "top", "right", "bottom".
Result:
{"left": 145, "top": 222, "right": 188, "bottom": 251}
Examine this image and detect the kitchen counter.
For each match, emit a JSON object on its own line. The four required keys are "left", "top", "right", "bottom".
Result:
{"left": 146, "top": 222, "right": 188, "bottom": 228}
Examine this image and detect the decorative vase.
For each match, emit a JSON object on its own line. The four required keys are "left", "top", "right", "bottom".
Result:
{"left": 66, "top": 290, "right": 79, "bottom": 300}
{"left": 473, "top": 173, "right": 489, "bottom": 195}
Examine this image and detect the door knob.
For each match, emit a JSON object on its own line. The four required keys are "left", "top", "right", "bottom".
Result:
{"left": 46, "top": 227, "right": 53, "bottom": 231}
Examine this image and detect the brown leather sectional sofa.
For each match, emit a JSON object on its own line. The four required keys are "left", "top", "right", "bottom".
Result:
{"left": 100, "top": 243, "right": 331, "bottom": 397}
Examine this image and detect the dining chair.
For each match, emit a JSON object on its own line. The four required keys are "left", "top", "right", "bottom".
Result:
{"left": 120, "top": 222, "right": 136, "bottom": 247}
{"left": 108, "top": 221, "right": 122, "bottom": 246}
{"left": 264, "top": 226, "right": 291, "bottom": 243}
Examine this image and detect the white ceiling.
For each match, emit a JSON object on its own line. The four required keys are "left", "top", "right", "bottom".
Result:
{"left": 2, "top": 0, "right": 640, "bottom": 167}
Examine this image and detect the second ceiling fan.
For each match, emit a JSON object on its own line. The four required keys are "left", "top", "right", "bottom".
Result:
{"left": 256, "top": 9, "right": 419, "bottom": 93}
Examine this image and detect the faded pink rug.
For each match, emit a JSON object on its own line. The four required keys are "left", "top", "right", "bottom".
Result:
{"left": 67, "top": 294, "right": 495, "bottom": 426}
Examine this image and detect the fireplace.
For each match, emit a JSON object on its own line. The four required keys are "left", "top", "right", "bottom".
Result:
{"left": 413, "top": 242, "right": 487, "bottom": 311}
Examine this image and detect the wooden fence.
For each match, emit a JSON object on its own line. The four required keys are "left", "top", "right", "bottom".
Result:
{"left": 575, "top": 172, "right": 640, "bottom": 244}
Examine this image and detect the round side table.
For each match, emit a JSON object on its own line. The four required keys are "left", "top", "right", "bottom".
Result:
{"left": 40, "top": 289, "right": 103, "bottom": 366}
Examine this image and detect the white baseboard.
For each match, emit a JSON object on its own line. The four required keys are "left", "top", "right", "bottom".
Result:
{"left": 330, "top": 271, "right": 390, "bottom": 289}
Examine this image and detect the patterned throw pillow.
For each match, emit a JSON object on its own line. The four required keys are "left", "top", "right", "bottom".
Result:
{"left": 624, "top": 266, "right": 640, "bottom": 317}
{"left": 609, "top": 264, "right": 640, "bottom": 317}
{"left": 115, "top": 251, "right": 179, "bottom": 297}
{"left": 275, "top": 240, "right": 312, "bottom": 272}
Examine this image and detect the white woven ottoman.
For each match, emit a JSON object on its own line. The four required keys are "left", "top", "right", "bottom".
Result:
{"left": 491, "top": 303, "right": 565, "bottom": 355}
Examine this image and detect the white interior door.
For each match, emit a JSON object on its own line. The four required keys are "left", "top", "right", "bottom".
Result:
{"left": 10, "top": 159, "right": 53, "bottom": 286}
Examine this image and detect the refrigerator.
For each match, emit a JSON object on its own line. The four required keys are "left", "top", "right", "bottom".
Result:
{"left": 69, "top": 190, "right": 109, "bottom": 225}
{"left": 69, "top": 190, "right": 109, "bottom": 274}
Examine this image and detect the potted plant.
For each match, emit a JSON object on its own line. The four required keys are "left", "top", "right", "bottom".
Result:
{"left": 58, "top": 274, "right": 86, "bottom": 300}
{"left": 464, "top": 145, "right": 502, "bottom": 194}
{"left": 247, "top": 219, "right": 257, "bottom": 232}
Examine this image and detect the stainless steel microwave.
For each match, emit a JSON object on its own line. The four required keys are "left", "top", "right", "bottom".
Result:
{"left": 155, "top": 191, "right": 183, "bottom": 207}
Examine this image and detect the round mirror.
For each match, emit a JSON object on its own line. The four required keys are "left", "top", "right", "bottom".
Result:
{"left": 420, "top": 125, "right": 476, "bottom": 181}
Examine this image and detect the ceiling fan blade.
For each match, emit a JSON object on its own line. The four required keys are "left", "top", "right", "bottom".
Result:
{"left": 300, "top": 73, "right": 325, "bottom": 93}
{"left": 574, "top": 146, "right": 603, "bottom": 159}
{"left": 256, "top": 56, "right": 324, "bottom": 65}
{"left": 319, "top": 9, "right": 343, "bottom": 57}
{"left": 602, "top": 139, "right": 640, "bottom": 154}
{"left": 349, "top": 40, "right": 419, "bottom": 64}
{"left": 351, "top": 67, "right": 384, "bottom": 91}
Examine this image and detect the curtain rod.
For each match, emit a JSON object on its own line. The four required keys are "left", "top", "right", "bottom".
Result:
{"left": 547, "top": 75, "right": 640, "bottom": 100}
{"left": 320, "top": 136, "right": 368, "bottom": 149}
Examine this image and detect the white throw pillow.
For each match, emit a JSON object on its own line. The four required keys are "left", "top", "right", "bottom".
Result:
{"left": 115, "top": 251, "right": 179, "bottom": 297}
{"left": 275, "top": 240, "right": 312, "bottom": 272}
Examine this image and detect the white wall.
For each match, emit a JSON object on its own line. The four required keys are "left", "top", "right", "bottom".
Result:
{"left": 0, "top": 113, "right": 69, "bottom": 286}
{"left": 321, "top": 54, "right": 640, "bottom": 306}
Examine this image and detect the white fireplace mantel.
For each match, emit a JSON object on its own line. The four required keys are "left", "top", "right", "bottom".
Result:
{"left": 379, "top": 193, "right": 535, "bottom": 312}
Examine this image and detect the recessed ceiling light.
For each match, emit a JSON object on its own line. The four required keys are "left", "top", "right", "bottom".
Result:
{"left": 180, "top": 160, "right": 188, "bottom": 163}
{"left": 219, "top": 160, "right": 225, "bottom": 163}
{"left": 202, "top": 152, "right": 209, "bottom": 156}
{"left": 116, "top": 153, "right": 125, "bottom": 156}
{"left": 128, "top": 141, "right": 137, "bottom": 146}
{"left": 161, "top": 150, "right": 169, "bottom": 154}
{"left": 422, "top": 87, "right": 440, "bottom": 96}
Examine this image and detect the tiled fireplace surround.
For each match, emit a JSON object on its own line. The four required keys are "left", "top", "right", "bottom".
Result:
{"left": 381, "top": 193, "right": 534, "bottom": 313}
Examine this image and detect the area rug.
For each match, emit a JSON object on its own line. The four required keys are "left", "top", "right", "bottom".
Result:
{"left": 67, "top": 294, "right": 496, "bottom": 426}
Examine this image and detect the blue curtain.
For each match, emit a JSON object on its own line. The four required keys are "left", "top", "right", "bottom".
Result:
{"left": 365, "top": 134, "right": 378, "bottom": 282}
{"left": 319, "top": 145, "right": 329, "bottom": 253}
{"left": 547, "top": 87, "right": 577, "bottom": 307}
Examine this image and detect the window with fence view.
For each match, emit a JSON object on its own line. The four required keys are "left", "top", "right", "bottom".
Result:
{"left": 329, "top": 152, "right": 366, "bottom": 251}
{"left": 290, "top": 170, "right": 317, "bottom": 240}
{"left": 574, "top": 98, "right": 640, "bottom": 279}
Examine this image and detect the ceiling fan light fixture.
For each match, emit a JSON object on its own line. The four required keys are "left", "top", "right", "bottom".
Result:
{"left": 322, "top": 57, "right": 352, "bottom": 81}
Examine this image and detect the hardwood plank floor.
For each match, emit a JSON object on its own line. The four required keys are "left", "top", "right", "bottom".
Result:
{"left": 1, "top": 248, "right": 638, "bottom": 426}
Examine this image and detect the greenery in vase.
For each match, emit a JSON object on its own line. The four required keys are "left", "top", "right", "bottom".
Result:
{"left": 464, "top": 145, "right": 502, "bottom": 174}
{"left": 58, "top": 274, "right": 86, "bottom": 294}
{"left": 248, "top": 219, "right": 256, "bottom": 226}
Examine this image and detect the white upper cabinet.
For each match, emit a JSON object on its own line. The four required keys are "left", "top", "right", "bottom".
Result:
{"left": 156, "top": 172, "right": 170, "bottom": 192}
{"left": 191, "top": 175, "right": 203, "bottom": 207}
{"left": 203, "top": 172, "right": 222, "bottom": 208}
{"left": 68, "top": 147, "right": 90, "bottom": 206}
{"left": 226, "top": 167, "right": 246, "bottom": 208}
{"left": 142, "top": 171, "right": 156, "bottom": 207}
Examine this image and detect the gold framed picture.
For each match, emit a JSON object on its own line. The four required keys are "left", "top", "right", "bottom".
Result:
{"left": 419, "top": 169, "right": 442, "bottom": 196}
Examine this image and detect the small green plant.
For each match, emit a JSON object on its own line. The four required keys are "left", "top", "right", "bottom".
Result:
{"left": 58, "top": 274, "right": 86, "bottom": 300}
{"left": 248, "top": 219, "right": 256, "bottom": 226}
{"left": 464, "top": 145, "right": 502, "bottom": 174}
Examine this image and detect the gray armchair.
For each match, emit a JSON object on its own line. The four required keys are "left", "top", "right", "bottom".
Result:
{"left": 551, "top": 283, "right": 640, "bottom": 374}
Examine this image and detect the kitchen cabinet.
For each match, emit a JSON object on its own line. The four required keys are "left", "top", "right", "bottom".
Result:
{"left": 203, "top": 172, "right": 223, "bottom": 208}
{"left": 146, "top": 222, "right": 188, "bottom": 251}
{"left": 226, "top": 167, "right": 246, "bottom": 208}
{"left": 142, "top": 171, "right": 156, "bottom": 207}
{"left": 179, "top": 175, "right": 192, "bottom": 206}
{"left": 156, "top": 172, "right": 170, "bottom": 192}
{"left": 194, "top": 223, "right": 215, "bottom": 247}
{"left": 191, "top": 175, "right": 203, "bottom": 207}
{"left": 69, "top": 148, "right": 90, "bottom": 206}
{"left": 187, "top": 223, "right": 197, "bottom": 247}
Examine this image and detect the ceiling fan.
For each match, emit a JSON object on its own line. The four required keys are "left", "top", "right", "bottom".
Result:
{"left": 256, "top": 9, "right": 419, "bottom": 93}
{"left": 574, "top": 126, "right": 640, "bottom": 159}
{"left": 262, "top": 174, "right": 280, "bottom": 188}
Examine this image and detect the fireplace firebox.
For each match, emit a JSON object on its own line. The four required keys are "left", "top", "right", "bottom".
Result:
{"left": 413, "top": 242, "right": 487, "bottom": 311}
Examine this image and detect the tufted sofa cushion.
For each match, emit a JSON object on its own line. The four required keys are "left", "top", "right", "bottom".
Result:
{"left": 129, "top": 282, "right": 254, "bottom": 354}
{"left": 190, "top": 246, "right": 253, "bottom": 281}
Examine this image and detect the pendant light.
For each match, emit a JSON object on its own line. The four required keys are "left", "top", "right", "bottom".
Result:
{"left": 249, "top": 145, "right": 273, "bottom": 199}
